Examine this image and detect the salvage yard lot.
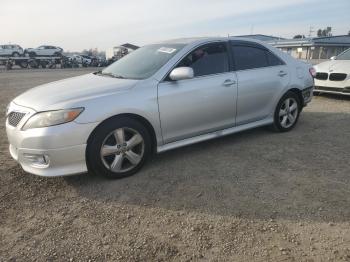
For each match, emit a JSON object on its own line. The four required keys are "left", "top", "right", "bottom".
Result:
{"left": 0, "top": 69, "right": 350, "bottom": 261}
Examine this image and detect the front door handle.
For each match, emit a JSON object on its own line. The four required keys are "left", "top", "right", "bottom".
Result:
{"left": 223, "top": 79, "right": 236, "bottom": 86}
{"left": 278, "top": 71, "right": 288, "bottom": 77}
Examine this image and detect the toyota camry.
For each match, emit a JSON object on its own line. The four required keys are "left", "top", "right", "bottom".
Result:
{"left": 6, "top": 37, "right": 314, "bottom": 178}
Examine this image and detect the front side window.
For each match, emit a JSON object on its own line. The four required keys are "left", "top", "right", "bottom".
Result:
{"left": 176, "top": 42, "right": 229, "bottom": 77}
{"left": 231, "top": 44, "right": 284, "bottom": 70}
{"left": 102, "top": 44, "right": 185, "bottom": 80}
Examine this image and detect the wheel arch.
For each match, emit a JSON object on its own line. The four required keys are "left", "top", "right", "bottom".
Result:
{"left": 287, "top": 88, "right": 304, "bottom": 108}
{"left": 86, "top": 113, "right": 158, "bottom": 154}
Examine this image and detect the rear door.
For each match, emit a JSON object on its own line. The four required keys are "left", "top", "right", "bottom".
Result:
{"left": 230, "top": 41, "right": 290, "bottom": 125}
{"left": 158, "top": 41, "right": 237, "bottom": 143}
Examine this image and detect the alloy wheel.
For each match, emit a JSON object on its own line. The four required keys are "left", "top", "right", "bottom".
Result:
{"left": 100, "top": 127, "right": 144, "bottom": 173}
{"left": 279, "top": 97, "right": 298, "bottom": 128}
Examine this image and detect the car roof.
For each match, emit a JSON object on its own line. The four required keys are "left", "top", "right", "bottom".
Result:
{"left": 155, "top": 36, "right": 265, "bottom": 46}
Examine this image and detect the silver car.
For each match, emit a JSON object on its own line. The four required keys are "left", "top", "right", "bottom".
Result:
{"left": 6, "top": 37, "right": 314, "bottom": 178}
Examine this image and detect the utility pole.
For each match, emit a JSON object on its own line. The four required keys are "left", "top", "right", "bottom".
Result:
{"left": 250, "top": 25, "right": 254, "bottom": 35}
{"left": 308, "top": 26, "right": 314, "bottom": 37}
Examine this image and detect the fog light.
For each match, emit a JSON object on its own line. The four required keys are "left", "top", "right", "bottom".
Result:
{"left": 23, "top": 153, "right": 50, "bottom": 167}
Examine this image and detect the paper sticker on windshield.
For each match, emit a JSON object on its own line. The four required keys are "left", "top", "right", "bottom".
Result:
{"left": 158, "top": 47, "right": 176, "bottom": 54}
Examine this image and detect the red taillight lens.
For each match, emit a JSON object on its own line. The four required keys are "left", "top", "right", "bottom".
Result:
{"left": 309, "top": 67, "right": 316, "bottom": 78}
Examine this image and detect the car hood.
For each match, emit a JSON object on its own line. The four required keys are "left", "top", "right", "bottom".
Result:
{"left": 13, "top": 73, "right": 139, "bottom": 111}
{"left": 314, "top": 60, "right": 350, "bottom": 73}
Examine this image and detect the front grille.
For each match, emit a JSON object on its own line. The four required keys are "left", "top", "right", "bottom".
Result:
{"left": 7, "top": 111, "right": 26, "bottom": 127}
{"left": 315, "top": 72, "right": 328, "bottom": 80}
{"left": 329, "top": 73, "right": 347, "bottom": 81}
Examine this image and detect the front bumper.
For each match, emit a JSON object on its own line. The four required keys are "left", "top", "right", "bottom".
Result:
{"left": 5, "top": 103, "right": 99, "bottom": 177}
{"left": 314, "top": 86, "right": 350, "bottom": 96}
{"left": 9, "top": 143, "right": 88, "bottom": 177}
{"left": 314, "top": 77, "right": 350, "bottom": 95}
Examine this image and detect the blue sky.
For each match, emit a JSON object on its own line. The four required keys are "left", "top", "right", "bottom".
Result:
{"left": 1, "top": 0, "right": 349, "bottom": 51}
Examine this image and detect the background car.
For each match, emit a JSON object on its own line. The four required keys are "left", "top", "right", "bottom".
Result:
{"left": 68, "top": 54, "right": 92, "bottom": 65}
{"left": 24, "top": 45, "right": 63, "bottom": 57}
{"left": 0, "top": 44, "right": 24, "bottom": 57}
{"left": 314, "top": 48, "right": 350, "bottom": 95}
{"left": 81, "top": 55, "right": 92, "bottom": 66}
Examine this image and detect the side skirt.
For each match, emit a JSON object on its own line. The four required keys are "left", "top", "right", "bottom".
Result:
{"left": 157, "top": 117, "right": 274, "bottom": 153}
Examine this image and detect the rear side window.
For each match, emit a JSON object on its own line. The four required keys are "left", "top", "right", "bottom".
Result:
{"left": 231, "top": 45, "right": 284, "bottom": 70}
{"left": 266, "top": 51, "right": 284, "bottom": 66}
{"left": 176, "top": 42, "right": 229, "bottom": 77}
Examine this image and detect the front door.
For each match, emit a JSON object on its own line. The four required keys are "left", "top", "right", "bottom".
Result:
{"left": 158, "top": 42, "right": 237, "bottom": 144}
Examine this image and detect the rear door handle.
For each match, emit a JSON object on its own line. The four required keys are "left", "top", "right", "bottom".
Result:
{"left": 223, "top": 79, "right": 236, "bottom": 86}
{"left": 278, "top": 71, "right": 288, "bottom": 77}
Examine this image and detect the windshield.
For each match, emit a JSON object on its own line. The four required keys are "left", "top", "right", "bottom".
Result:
{"left": 336, "top": 48, "right": 350, "bottom": 60}
{"left": 102, "top": 44, "right": 185, "bottom": 79}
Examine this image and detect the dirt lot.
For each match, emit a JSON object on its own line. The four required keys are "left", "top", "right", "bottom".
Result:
{"left": 0, "top": 69, "right": 350, "bottom": 261}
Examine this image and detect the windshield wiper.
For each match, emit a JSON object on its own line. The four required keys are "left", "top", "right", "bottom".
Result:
{"left": 95, "top": 71, "right": 125, "bottom": 79}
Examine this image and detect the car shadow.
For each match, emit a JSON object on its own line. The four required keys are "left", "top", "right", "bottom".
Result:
{"left": 62, "top": 110, "right": 350, "bottom": 223}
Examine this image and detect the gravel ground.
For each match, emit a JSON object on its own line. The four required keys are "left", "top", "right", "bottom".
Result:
{"left": 0, "top": 69, "right": 350, "bottom": 261}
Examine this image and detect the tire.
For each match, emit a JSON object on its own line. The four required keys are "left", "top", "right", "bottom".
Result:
{"left": 40, "top": 61, "right": 48, "bottom": 68}
{"left": 29, "top": 60, "right": 39, "bottom": 68}
{"left": 12, "top": 52, "right": 20, "bottom": 57}
{"left": 30, "top": 52, "right": 36, "bottom": 57}
{"left": 86, "top": 117, "right": 151, "bottom": 179}
{"left": 272, "top": 91, "right": 301, "bottom": 132}
{"left": 18, "top": 61, "right": 28, "bottom": 68}
{"left": 54, "top": 52, "right": 62, "bottom": 57}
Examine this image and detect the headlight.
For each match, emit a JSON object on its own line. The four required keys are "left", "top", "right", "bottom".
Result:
{"left": 22, "top": 108, "right": 84, "bottom": 130}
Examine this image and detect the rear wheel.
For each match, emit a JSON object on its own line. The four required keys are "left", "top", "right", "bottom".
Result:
{"left": 86, "top": 117, "right": 151, "bottom": 179}
{"left": 18, "top": 61, "right": 28, "bottom": 68}
{"left": 273, "top": 91, "right": 301, "bottom": 132}
{"left": 12, "top": 52, "right": 20, "bottom": 57}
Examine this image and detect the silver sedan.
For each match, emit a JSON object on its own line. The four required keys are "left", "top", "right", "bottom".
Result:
{"left": 6, "top": 37, "right": 314, "bottom": 178}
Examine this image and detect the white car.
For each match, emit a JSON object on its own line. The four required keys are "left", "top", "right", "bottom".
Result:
{"left": 314, "top": 48, "right": 350, "bottom": 95}
{"left": 24, "top": 45, "right": 63, "bottom": 57}
{"left": 0, "top": 44, "right": 24, "bottom": 57}
{"left": 69, "top": 55, "right": 91, "bottom": 64}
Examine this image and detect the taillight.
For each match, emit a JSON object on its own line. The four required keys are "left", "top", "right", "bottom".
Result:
{"left": 309, "top": 67, "right": 316, "bottom": 78}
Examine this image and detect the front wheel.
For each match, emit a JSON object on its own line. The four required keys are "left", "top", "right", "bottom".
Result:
{"left": 273, "top": 91, "right": 301, "bottom": 132}
{"left": 86, "top": 117, "right": 151, "bottom": 179}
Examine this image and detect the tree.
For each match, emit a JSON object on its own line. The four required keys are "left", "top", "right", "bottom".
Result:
{"left": 293, "top": 34, "right": 305, "bottom": 39}
{"left": 317, "top": 27, "right": 332, "bottom": 37}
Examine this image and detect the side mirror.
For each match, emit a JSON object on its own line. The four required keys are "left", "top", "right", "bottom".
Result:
{"left": 169, "top": 67, "right": 194, "bottom": 81}
{"left": 330, "top": 56, "right": 336, "bottom": 60}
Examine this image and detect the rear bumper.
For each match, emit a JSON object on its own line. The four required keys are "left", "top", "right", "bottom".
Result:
{"left": 302, "top": 86, "right": 313, "bottom": 106}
